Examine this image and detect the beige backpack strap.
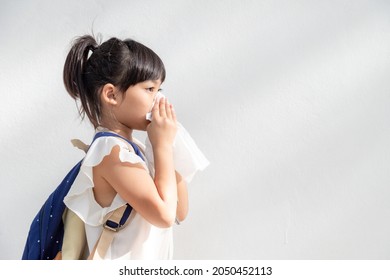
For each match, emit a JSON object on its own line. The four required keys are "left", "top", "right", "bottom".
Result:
{"left": 88, "top": 204, "right": 130, "bottom": 260}
{"left": 71, "top": 139, "right": 89, "bottom": 153}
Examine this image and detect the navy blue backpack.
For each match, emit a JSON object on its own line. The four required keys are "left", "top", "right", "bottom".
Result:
{"left": 22, "top": 132, "right": 144, "bottom": 260}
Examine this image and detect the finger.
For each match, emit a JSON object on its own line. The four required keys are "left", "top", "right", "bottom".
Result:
{"left": 151, "top": 97, "right": 160, "bottom": 120}
{"left": 166, "top": 99, "right": 172, "bottom": 119}
{"left": 159, "top": 97, "right": 167, "bottom": 118}
{"left": 171, "top": 104, "right": 177, "bottom": 122}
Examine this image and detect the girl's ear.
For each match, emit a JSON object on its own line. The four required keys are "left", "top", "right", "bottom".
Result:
{"left": 101, "top": 83, "right": 118, "bottom": 106}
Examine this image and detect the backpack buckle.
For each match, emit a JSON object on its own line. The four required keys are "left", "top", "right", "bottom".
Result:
{"left": 103, "top": 220, "right": 122, "bottom": 232}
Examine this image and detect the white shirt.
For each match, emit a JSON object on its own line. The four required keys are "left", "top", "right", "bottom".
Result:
{"left": 64, "top": 132, "right": 173, "bottom": 260}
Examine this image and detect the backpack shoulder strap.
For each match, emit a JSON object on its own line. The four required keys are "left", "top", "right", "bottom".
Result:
{"left": 88, "top": 203, "right": 132, "bottom": 260}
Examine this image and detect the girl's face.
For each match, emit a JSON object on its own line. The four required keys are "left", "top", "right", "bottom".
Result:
{"left": 114, "top": 80, "right": 162, "bottom": 131}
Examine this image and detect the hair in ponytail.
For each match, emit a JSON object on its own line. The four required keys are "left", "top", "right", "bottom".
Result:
{"left": 63, "top": 34, "right": 166, "bottom": 128}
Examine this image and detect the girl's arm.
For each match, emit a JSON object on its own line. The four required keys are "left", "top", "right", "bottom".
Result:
{"left": 175, "top": 171, "right": 188, "bottom": 222}
{"left": 98, "top": 150, "right": 177, "bottom": 228}
{"left": 96, "top": 98, "right": 179, "bottom": 228}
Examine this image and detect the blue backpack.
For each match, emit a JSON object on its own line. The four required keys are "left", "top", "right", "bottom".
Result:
{"left": 22, "top": 132, "right": 144, "bottom": 260}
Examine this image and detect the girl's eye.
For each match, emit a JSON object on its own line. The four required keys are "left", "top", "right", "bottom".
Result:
{"left": 146, "top": 87, "right": 163, "bottom": 93}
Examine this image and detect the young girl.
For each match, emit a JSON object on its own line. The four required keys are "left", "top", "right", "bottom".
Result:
{"left": 61, "top": 35, "right": 190, "bottom": 260}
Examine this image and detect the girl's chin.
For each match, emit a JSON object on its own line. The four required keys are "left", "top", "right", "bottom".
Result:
{"left": 139, "top": 120, "right": 151, "bottom": 131}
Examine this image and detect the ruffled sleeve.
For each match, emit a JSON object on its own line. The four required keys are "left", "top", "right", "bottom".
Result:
{"left": 64, "top": 136, "right": 147, "bottom": 226}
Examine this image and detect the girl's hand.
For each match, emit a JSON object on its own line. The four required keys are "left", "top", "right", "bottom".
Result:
{"left": 147, "top": 97, "right": 177, "bottom": 149}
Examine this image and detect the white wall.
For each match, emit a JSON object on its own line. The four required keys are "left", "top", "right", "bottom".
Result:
{"left": 1, "top": 0, "right": 390, "bottom": 259}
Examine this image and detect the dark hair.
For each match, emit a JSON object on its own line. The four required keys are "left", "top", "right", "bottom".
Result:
{"left": 63, "top": 35, "right": 166, "bottom": 128}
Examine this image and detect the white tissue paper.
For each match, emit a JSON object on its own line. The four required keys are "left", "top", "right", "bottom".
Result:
{"left": 145, "top": 91, "right": 164, "bottom": 121}
{"left": 145, "top": 92, "right": 210, "bottom": 183}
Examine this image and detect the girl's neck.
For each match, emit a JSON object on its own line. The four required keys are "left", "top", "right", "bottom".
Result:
{"left": 97, "top": 122, "right": 133, "bottom": 141}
